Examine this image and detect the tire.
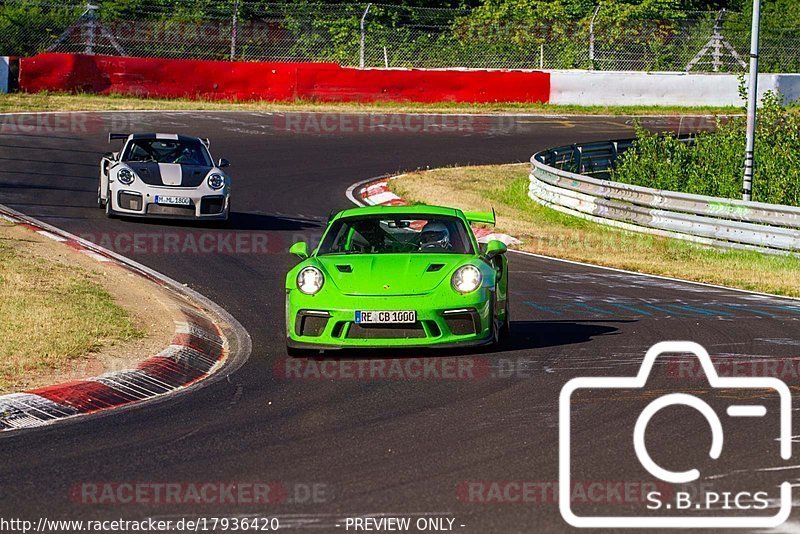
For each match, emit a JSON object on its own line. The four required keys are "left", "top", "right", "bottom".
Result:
{"left": 499, "top": 299, "right": 511, "bottom": 341}
{"left": 97, "top": 184, "right": 106, "bottom": 208}
{"left": 481, "top": 300, "right": 500, "bottom": 350}
{"left": 104, "top": 188, "right": 116, "bottom": 219}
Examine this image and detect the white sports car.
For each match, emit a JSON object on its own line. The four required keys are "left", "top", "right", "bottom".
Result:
{"left": 98, "top": 133, "right": 231, "bottom": 221}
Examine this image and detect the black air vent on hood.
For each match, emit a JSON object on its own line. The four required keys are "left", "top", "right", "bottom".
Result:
{"left": 336, "top": 264, "right": 353, "bottom": 273}
{"left": 426, "top": 264, "right": 445, "bottom": 272}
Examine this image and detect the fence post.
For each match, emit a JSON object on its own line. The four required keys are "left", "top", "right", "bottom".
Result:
{"left": 588, "top": 5, "right": 600, "bottom": 69}
{"left": 230, "top": 0, "right": 240, "bottom": 60}
{"left": 360, "top": 3, "right": 372, "bottom": 68}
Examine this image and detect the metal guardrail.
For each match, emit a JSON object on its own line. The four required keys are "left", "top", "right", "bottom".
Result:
{"left": 529, "top": 139, "right": 800, "bottom": 255}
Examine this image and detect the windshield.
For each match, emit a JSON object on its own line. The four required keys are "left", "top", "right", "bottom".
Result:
{"left": 122, "top": 138, "right": 212, "bottom": 166}
{"left": 318, "top": 215, "right": 474, "bottom": 255}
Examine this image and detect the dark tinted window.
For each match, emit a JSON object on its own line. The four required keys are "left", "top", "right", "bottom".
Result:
{"left": 318, "top": 215, "right": 473, "bottom": 255}
{"left": 123, "top": 139, "right": 211, "bottom": 166}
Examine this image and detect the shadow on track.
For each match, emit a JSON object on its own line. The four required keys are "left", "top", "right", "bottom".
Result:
{"left": 493, "top": 319, "right": 629, "bottom": 353}
{"left": 287, "top": 320, "right": 632, "bottom": 360}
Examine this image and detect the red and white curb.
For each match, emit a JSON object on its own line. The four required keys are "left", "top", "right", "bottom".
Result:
{"left": 350, "top": 175, "right": 521, "bottom": 246}
{"left": 0, "top": 205, "right": 250, "bottom": 431}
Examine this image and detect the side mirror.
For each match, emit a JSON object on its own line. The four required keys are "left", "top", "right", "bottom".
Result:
{"left": 484, "top": 239, "right": 507, "bottom": 261}
{"left": 103, "top": 152, "right": 116, "bottom": 161}
{"left": 218, "top": 158, "right": 230, "bottom": 168}
{"left": 289, "top": 241, "right": 309, "bottom": 259}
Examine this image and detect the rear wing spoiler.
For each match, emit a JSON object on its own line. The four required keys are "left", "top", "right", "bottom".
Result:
{"left": 108, "top": 133, "right": 129, "bottom": 142}
{"left": 464, "top": 208, "right": 496, "bottom": 226}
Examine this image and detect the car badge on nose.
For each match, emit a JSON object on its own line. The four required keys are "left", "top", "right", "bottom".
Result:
{"left": 383, "top": 284, "right": 390, "bottom": 290}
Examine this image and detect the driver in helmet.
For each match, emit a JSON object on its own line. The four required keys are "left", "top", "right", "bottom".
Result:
{"left": 419, "top": 221, "right": 452, "bottom": 251}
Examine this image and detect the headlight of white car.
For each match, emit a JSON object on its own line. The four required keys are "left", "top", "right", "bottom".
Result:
{"left": 117, "top": 168, "right": 135, "bottom": 185}
{"left": 297, "top": 266, "right": 324, "bottom": 295}
{"left": 208, "top": 173, "right": 225, "bottom": 190}
{"left": 452, "top": 264, "right": 482, "bottom": 293}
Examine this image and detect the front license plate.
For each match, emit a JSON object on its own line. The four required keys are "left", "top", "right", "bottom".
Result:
{"left": 355, "top": 310, "right": 416, "bottom": 324}
{"left": 155, "top": 195, "right": 191, "bottom": 206}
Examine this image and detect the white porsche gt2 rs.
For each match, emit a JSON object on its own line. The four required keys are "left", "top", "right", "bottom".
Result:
{"left": 98, "top": 133, "right": 231, "bottom": 221}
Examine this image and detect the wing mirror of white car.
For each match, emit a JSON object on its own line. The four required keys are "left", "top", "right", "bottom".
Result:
{"left": 218, "top": 158, "right": 231, "bottom": 168}
{"left": 103, "top": 152, "right": 117, "bottom": 161}
{"left": 484, "top": 239, "right": 507, "bottom": 261}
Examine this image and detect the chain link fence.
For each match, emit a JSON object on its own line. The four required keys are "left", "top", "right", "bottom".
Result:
{"left": 1, "top": 1, "right": 800, "bottom": 72}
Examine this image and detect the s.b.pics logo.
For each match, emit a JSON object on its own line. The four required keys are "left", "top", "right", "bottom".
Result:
{"left": 559, "top": 341, "right": 792, "bottom": 529}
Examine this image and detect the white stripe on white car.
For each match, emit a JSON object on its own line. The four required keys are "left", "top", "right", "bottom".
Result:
{"left": 158, "top": 163, "right": 183, "bottom": 186}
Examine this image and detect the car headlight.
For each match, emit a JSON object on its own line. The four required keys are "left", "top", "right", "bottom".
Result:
{"left": 452, "top": 265, "right": 482, "bottom": 293}
{"left": 297, "top": 266, "right": 324, "bottom": 295}
{"left": 208, "top": 173, "right": 225, "bottom": 190}
{"left": 117, "top": 168, "right": 134, "bottom": 185}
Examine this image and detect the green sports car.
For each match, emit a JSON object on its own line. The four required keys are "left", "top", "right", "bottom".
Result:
{"left": 285, "top": 205, "right": 509, "bottom": 354}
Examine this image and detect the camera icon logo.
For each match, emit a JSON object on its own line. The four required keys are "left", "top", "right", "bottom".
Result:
{"left": 559, "top": 341, "right": 792, "bottom": 529}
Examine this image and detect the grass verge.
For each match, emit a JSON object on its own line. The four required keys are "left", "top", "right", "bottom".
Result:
{"left": 392, "top": 164, "right": 800, "bottom": 297}
{"left": 0, "top": 222, "right": 144, "bottom": 392}
{"left": 0, "top": 92, "right": 742, "bottom": 116}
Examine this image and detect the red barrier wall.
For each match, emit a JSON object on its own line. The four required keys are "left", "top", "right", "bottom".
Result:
{"left": 19, "top": 53, "right": 550, "bottom": 103}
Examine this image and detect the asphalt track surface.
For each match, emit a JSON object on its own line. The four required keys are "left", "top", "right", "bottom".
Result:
{"left": 1, "top": 111, "right": 799, "bottom": 533}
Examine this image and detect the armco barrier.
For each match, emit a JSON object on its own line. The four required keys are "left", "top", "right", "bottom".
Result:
{"left": 19, "top": 53, "right": 550, "bottom": 103}
{"left": 529, "top": 140, "right": 800, "bottom": 255}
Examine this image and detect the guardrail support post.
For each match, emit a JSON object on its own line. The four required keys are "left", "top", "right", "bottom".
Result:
{"left": 743, "top": 0, "right": 761, "bottom": 202}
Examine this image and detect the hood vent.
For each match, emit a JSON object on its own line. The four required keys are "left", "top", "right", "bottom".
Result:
{"left": 426, "top": 264, "right": 445, "bottom": 272}
{"left": 335, "top": 264, "right": 353, "bottom": 273}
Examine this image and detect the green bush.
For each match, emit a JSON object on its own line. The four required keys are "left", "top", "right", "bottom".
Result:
{"left": 613, "top": 92, "right": 800, "bottom": 206}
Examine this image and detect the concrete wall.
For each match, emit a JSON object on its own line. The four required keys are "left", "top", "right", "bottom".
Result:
{"left": 13, "top": 53, "right": 800, "bottom": 107}
{"left": 549, "top": 70, "right": 800, "bottom": 107}
{"left": 19, "top": 53, "right": 550, "bottom": 103}
{"left": 0, "top": 57, "right": 9, "bottom": 94}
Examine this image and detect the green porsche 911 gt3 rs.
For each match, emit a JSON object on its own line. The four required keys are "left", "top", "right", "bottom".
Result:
{"left": 285, "top": 205, "right": 509, "bottom": 354}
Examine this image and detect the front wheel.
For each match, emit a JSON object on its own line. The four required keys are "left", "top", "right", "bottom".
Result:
{"left": 104, "top": 188, "right": 115, "bottom": 219}
{"left": 97, "top": 184, "right": 107, "bottom": 208}
{"left": 499, "top": 300, "right": 511, "bottom": 342}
